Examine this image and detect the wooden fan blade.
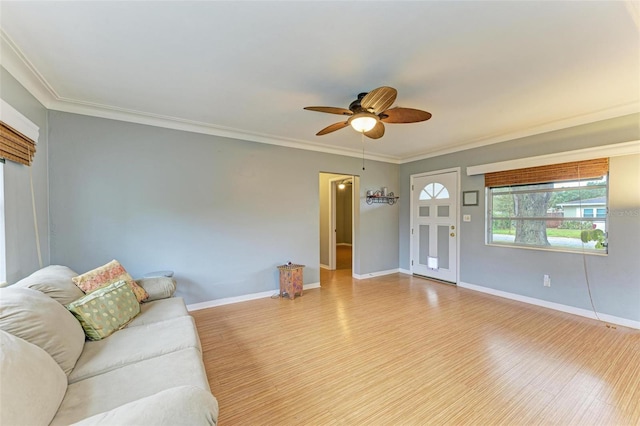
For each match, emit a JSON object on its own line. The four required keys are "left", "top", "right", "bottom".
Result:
{"left": 360, "top": 86, "right": 397, "bottom": 114}
{"left": 380, "top": 107, "right": 432, "bottom": 123}
{"left": 304, "top": 106, "right": 353, "bottom": 116}
{"left": 317, "top": 121, "right": 350, "bottom": 136}
{"left": 364, "top": 121, "right": 385, "bottom": 139}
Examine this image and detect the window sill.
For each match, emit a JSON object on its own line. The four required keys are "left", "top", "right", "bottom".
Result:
{"left": 485, "top": 243, "right": 608, "bottom": 256}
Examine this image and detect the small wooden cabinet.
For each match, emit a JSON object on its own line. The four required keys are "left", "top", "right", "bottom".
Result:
{"left": 277, "top": 264, "right": 304, "bottom": 299}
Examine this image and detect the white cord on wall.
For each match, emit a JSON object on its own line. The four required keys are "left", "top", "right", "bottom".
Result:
{"left": 577, "top": 163, "right": 611, "bottom": 327}
{"left": 28, "top": 148, "right": 43, "bottom": 269}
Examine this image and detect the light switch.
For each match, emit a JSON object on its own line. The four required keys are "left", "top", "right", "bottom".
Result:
{"left": 463, "top": 214, "right": 471, "bottom": 222}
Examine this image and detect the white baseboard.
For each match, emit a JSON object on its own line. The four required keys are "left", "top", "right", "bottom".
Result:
{"left": 187, "top": 282, "right": 321, "bottom": 311}
{"left": 458, "top": 281, "right": 640, "bottom": 330}
{"left": 319, "top": 264, "right": 330, "bottom": 270}
{"left": 187, "top": 278, "right": 640, "bottom": 329}
{"left": 336, "top": 243, "right": 353, "bottom": 246}
{"left": 304, "top": 282, "right": 321, "bottom": 290}
{"left": 353, "top": 268, "right": 400, "bottom": 280}
{"left": 398, "top": 268, "right": 412, "bottom": 275}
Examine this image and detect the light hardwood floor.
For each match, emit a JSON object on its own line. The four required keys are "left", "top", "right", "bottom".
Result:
{"left": 336, "top": 245, "right": 352, "bottom": 270}
{"left": 192, "top": 267, "right": 639, "bottom": 425}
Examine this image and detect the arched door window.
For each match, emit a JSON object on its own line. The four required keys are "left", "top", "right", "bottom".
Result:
{"left": 419, "top": 182, "right": 450, "bottom": 200}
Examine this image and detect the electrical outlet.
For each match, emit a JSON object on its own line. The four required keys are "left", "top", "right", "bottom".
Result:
{"left": 543, "top": 274, "right": 551, "bottom": 287}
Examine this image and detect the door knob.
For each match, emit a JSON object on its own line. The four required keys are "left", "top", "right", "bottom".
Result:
{"left": 451, "top": 225, "right": 455, "bottom": 230}
{"left": 450, "top": 232, "right": 455, "bottom": 237}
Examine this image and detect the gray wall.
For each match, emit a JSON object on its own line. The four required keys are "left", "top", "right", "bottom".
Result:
{"left": 1, "top": 67, "right": 50, "bottom": 283}
{"left": 359, "top": 164, "right": 400, "bottom": 274}
{"left": 399, "top": 114, "right": 640, "bottom": 321}
{"left": 48, "top": 112, "right": 399, "bottom": 304}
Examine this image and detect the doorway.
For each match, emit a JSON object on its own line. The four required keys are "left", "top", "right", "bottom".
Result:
{"left": 410, "top": 169, "right": 460, "bottom": 284}
{"left": 319, "top": 173, "right": 357, "bottom": 280}
{"left": 334, "top": 177, "right": 353, "bottom": 270}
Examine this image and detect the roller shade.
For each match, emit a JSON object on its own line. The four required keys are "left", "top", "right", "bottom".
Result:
{"left": 484, "top": 158, "right": 609, "bottom": 187}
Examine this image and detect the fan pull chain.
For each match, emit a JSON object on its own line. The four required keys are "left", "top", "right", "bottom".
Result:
{"left": 361, "top": 133, "right": 365, "bottom": 170}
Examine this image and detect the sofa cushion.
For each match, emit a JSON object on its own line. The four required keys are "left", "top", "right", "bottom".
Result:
{"left": 72, "top": 259, "right": 148, "bottom": 302}
{"left": 126, "top": 297, "right": 189, "bottom": 327}
{"left": 12, "top": 265, "right": 85, "bottom": 305}
{"left": 67, "top": 280, "right": 141, "bottom": 341}
{"left": 50, "top": 347, "right": 212, "bottom": 426}
{"left": 136, "top": 276, "right": 177, "bottom": 302}
{"left": 0, "top": 330, "right": 68, "bottom": 426}
{"left": 0, "top": 287, "right": 85, "bottom": 375}
{"left": 69, "top": 315, "right": 202, "bottom": 383}
{"left": 70, "top": 386, "right": 218, "bottom": 426}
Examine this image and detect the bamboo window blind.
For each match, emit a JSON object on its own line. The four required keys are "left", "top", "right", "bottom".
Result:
{"left": 484, "top": 158, "right": 609, "bottom": 187}
{"left": 0, "top": 121, "right": 36, "bottom": 166}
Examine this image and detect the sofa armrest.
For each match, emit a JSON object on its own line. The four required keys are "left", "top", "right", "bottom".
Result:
{"left": 71, "top": 386, "right": 218, "bottom": 426}
{"left": 135, "top": 277, "right": 177, "bottom": 302}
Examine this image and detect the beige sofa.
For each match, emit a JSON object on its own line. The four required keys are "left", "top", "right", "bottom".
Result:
{"left": 0, "top": 265, "right": 218, "bottom": 426}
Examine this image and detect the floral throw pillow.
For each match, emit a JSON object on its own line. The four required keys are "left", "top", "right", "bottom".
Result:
{"left": 67, "top": 280, "right": 141, "bottom": 340}
{"left": 72, "top": 260, "right": 148, "bottom": 302}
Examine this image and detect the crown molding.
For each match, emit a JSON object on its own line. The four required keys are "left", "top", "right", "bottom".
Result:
{"left": 466, "top": 140, "right": 640, "bottom": 176}
{"left": 39, "top": 91, "right": 640, "bottom": 167}
{"left": 0, "top": 29, "right": 58, "bottom": 109}
{"left": 48, "top": 97, "right": 401, "bottom": 164}
{"left": 400, "top": 102, "right": 640, "bottom": 164}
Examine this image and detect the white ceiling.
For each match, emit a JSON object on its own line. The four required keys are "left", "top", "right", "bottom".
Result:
{"left": 1, "top": 1, "right": 639, "bottom": 163}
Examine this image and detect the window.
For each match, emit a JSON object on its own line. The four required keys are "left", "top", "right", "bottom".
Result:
{"left": 0, "top": 100, "right": 41, "bottom": 283}
{"left": 487, "top": 176, "right": 608, "bottom": 253}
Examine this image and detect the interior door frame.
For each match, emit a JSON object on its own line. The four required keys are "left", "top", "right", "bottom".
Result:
{"left": 327, "top": 174, "right": 356, "bottom": 272}
{"left": 409, "top": 167, "right": 461, "bottom": 284}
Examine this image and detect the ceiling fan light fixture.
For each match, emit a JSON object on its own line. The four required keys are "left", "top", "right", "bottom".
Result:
{"left": 304, "top": 86, "right": 430, "bottom": 139}
{"left": 349, "top": 113, "right": 378, "bottom": 133}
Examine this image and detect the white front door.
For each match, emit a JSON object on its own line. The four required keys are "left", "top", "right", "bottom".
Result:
{"left": 411, "top": 171, "right": 458, "bottom": 283}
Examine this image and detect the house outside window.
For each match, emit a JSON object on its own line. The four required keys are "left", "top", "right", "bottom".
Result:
{"left": 487, "top": 175, "right": 608, "bottom": 253}
{"left": 557, "top": 196, "right": 607, "bottom": 230}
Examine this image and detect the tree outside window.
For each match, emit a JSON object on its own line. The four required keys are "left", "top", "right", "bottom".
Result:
{"left": 487, "top": 176, "right": 608, "bottom": 253}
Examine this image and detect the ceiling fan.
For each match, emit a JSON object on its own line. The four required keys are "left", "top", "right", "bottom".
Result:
{"left": 304, "top": 86, "right": 432, "bottom": 140}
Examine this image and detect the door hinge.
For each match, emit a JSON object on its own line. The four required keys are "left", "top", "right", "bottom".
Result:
{"left": 411, "top": 228, "right": 414, "bottom": 235}
{"left": 411, "top": 260, "right": 414, "bottom": 266}
{"left": 411, "top": 184, "right": 414, "bottom": 190}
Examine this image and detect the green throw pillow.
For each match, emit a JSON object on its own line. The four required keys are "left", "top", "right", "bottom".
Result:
{"left": 67, "top": 280, "right": 140, "bottom": 341}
